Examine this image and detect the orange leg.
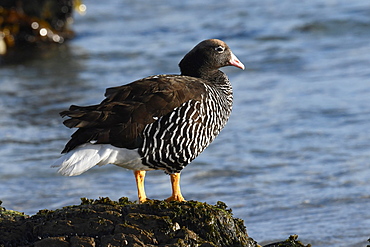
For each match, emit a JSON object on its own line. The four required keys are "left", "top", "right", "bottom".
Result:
{"left": 166, "top": 173, "right": 186, "bottom": 202}
{"left": 134, "top": 170, "right": 147, "bottom": 203}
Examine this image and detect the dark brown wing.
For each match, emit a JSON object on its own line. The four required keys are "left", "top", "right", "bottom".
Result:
{"left": 60, "top": 75, "right": 206, "bottom": 153}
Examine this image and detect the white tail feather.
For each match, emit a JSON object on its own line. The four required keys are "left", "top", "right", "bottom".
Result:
{"left": 52, "top": 144, "right": 146, "bottom": 176}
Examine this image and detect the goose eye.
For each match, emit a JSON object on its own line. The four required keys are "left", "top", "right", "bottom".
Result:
{"left": 215, "top": 46, "right": 225, "bottom": 53}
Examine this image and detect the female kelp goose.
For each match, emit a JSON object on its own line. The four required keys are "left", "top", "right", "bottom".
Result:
{"left": 53, "top": 39, "right": 244, "bottom": 203}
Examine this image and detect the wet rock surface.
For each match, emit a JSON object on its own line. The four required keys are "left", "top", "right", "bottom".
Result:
{"left": 263, "top": 235, "right": 311, "bottom": 247}
{"left": 0, "top": 198, "right": 256, "bottom": 247}
{"left": 0, "top": 198, "right": 310, "bottom": 247}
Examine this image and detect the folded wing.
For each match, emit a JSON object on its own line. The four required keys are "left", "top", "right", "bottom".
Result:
{"left": 60, "top": 75, "right": 206, "bottom": 153}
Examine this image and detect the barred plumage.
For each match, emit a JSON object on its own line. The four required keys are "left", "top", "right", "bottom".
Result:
{"left": 139, "top": 76, "right": 233, "bottom": 174}
{"left": 53, "top": 39, "right": 244, "bottom": 203}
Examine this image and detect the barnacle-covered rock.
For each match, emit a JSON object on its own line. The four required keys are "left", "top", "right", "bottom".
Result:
{"left": 0, "top": 198, "right": 311, "bottom": 247}
{"left": 0, "top": 198, "right": 258, "bottom": 247}
{"left": 263, "top": 235, "right": 311, "bottom": 247}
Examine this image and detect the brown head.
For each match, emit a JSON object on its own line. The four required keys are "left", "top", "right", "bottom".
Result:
{"left": 179, "top": 39, "right": 244, "bottom": 78}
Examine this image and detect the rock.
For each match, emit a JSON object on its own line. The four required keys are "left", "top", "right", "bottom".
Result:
{"left": 0, "top": 0, "right": 85, "bottom": 63}
{"left": 34, "top": 237, "right": 70, "bottom": 247}
{"left": 70, "top": 236, "right": 96, "bottom": 247}
{"left": 262, "top": 235, "right": 311, "bottom": 247}
{"left": 0, "top": 198, "right": 311, "bottom": 247}
{"left": 0, "top": 0, "right": 77, "bottom": 50}
{"left": 0, "top": 197, "right": 258, "bottom": 247}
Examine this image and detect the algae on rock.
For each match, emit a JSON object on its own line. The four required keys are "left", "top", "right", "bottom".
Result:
{"left": 0, "top": 197, "right": 257, "bottom": 247}
{"left": 0, "top": 198, "right": 311, "bottom": 247}
{"left": 263, "top": 235, "right": 311, "bottom": 247}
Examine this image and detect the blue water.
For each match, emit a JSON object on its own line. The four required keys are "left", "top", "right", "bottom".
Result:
{"left": 1, "top": 0, "right": 370, "bottom": 246}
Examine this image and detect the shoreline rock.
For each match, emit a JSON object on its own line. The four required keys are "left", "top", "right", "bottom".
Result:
{"left": 0, "top": 198, "right": 309, "bottom": 247}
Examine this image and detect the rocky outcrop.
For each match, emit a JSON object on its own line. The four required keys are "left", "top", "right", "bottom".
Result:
{"left": 0, "top": 198, "right": 309, "bottom": 247}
